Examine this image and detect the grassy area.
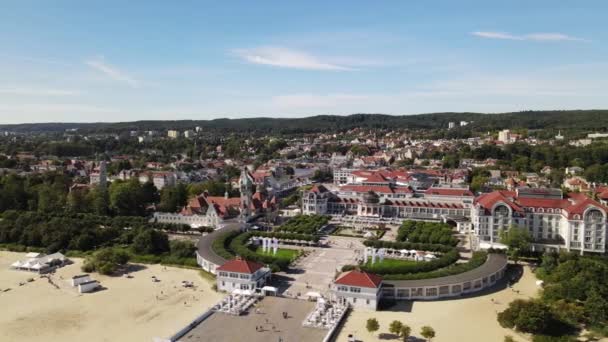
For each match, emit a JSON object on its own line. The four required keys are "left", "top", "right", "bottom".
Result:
{"left": 254, "top": 246, "right": 299, "bottom": 261}
{"left": 364, "top": 257, "right": 419, "bottom": 268}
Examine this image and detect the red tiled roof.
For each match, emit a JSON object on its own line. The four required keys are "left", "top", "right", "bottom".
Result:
{"left": 217, "top": 259, "right": 264, "bottom": 274}
{"left": 475, "top": 190, "right": 608, "bottom": 219}
{"left": 335, "top": 271, "right": 382, "bottom": 288}
{"left": 340, "top": 185, "right": 412, "bottom": 195}
{"left": 425, "top": 188, "right": 474, "bottom": 197}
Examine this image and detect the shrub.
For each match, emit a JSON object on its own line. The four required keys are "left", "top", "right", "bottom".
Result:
{"left": 275, "top": 214, "right": 329, "bottom": 234}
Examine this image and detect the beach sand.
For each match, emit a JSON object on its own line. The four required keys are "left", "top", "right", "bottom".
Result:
{"left": 0, "top": 251, "right": 222, "bottom": 342}
{"left": 336, "top": 264, "right": 539, "bottom": 342}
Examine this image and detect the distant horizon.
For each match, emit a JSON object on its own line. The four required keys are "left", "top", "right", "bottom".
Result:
{"left": 1, "top": 108, "right": 606, "bottom": 126}
{"left": 1, "top": 1, "right": 607, "bottom": 123}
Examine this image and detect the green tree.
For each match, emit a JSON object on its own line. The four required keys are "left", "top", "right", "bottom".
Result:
{"left": 470, "top": 175, "right": 488, "bottom": 193}
{"left": 504, "top": 336, "right": 515, "bottom": 342}
{"left": 584, "top": 288, "right": 608, "bottom": 325}
{"left": 500, "top": 226, "right": 531, "bottom": 263}
{"left": 132, "top": 229, "right": 170, "bottom": 255}
{"left": 366, "top": 318, "right": 380, "bottom": 336}
{"left": 82, "top": 247, "right": 130, "bottom": 275}
{"left": 389, "top": 320, "right": 404, "bottom": 336}
{"left": 159, "top": 183, "right": 188, "bottom": 212}
{"left": 400, "top": 324, "right": 412, "bottom": 341}
{"left": 420, "top": 326, "right": 436, "bottom": 341}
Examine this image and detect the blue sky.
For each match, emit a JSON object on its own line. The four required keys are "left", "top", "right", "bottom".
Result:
{"left": 1, "top": 1, "right": 607, "bottom": 123}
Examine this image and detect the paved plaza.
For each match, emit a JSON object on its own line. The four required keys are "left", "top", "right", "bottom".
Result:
{"left": 180, "top": 296, "right": 327, "bottom": 342}
{"left": 280, "top": 236, "right": 363, "bottom": 297}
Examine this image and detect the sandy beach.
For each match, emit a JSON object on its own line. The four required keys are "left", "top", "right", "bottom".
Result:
{"left": 0, "top": 251, "right": 222, "bottom": 342}
{"left": 336, "top": 264, "right": 540, "bottom": 342}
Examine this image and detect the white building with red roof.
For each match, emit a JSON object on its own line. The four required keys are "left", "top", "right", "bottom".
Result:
{"left": 301, "top": 183, "right": 472, "bottom": 225}
{"left": 472, "top": 187, "right": 607, "bottom": 254}
{"left": 216, "top": 258, "right": 271, "bottom": 292}
{"left": 332, "top": 270, "right": 383, "bottom": 310}
{"left": 153, "top": 169, "right": 276, "bottom": 228}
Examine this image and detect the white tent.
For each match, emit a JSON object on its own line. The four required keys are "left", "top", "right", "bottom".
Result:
{"left": 232, "top": 289, "right": 244, "bottom": 295}
{"left": 261, "top": 286, "right": 278, "bottom": 294}
{"left": 424, "top": 254, "right": 437, "bottom": 259}
{"left": 10, "top": 261, "right": 22, "bottom": 268}
{"left": 306, "top": 291, "right": 322, "bottom": 298}
{"left": 399, "top": 249, "right": 408, "bottom": 254}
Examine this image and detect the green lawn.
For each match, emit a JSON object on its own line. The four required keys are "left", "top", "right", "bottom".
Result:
{"left": 254, "top": 246, "right": 299, "bottom": 261}
{"left": 364, "top": 257, "right": 418, "bottom": 268}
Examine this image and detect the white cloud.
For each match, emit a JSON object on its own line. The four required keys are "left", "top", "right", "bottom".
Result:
{"left": 0, "top": 87, "right": 79, "bottom": 96}
{"left": 472, "top": 31, "right": 587, "bottom": 42}
{"left": 85, "top": 57, "right": 139, "bottom": 87}
{"left": 233, "top": 47, "right": 353, "bottom": 70}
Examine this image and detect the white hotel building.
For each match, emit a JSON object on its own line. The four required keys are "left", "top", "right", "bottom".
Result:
{"left": 472, "top": 188, "right": 607, "bottom": 254}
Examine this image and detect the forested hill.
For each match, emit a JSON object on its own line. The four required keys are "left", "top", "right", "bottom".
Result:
{"left": 1, "top": 110, "right": 607, "bottom": 134}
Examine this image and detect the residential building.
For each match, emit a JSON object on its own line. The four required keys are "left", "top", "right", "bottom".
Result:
{"left": 167, "top": 130, "right": 179, "bottom": 139}
{"left": 216, "top": 258, "right": 271, "bottom": 292}
{"left": 332, "top": 270, "right": 382, "bottom": 310}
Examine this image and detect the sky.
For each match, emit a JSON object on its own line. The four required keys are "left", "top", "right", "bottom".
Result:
{"left": 0, "top": 1, "right": 607, "bottom": 124}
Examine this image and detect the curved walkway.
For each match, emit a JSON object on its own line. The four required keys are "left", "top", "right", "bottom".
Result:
{"left": 195, "top": 221, "right": 242, "bottom": 273}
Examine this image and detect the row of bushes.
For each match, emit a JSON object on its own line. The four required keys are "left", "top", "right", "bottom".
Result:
{"left": 363, "top": 239, "right": 455, "bottom": 253}
{"left": 275, "top": 214, "right": 329, "bottom": 234}
{"left": 381, "top": 252, "right": 489, "bottom": 280}
{"left": 397, "top": 220, "right": 458, "bottom": 246}
{"left": 251, "top": 231, "right": 319, "bottom": 243}
{"left": 211, "top": 230, "right": 240, "bottom": 260}
{"left": 359, "top": 249, "right": 460, "bottom": 275}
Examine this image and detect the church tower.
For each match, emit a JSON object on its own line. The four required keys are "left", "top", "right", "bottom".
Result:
{"left": 239, "top": 168, "right": 254, "bottom": 219}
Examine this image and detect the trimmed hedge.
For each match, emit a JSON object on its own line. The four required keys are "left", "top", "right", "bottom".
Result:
{"left": 360, "top": 249, "right": 459, "bottom": 275}
{"left": 251, "top": 231, "right": 319, "bottom": 243}
{"left": 396, "top": 220, "right": 459, "bottom": 246}
{"left": 363, "top": 239, "right": 454, "bottom": 254}
{"left": 275, "top": 214, "right": 329, "bottom": 234}
{"left": 211, "top": 230, "right": 240, "bottom": 260}
{"left": 381, "top": 251, "right": 489, "bottom": 280}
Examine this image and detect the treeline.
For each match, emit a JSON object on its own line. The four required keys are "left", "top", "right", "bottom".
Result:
{"left": 4, "top": 110, "right": 608, "bottom": 135}
{"left": 0, "top": 172, "right": 241, "bottom": 217}
{"left": 0, "top": 211, "right": 199, "bottom": 273}
{"left": 0, "top": 211, "right": 185, "bottom": 253}
{"left": 498, "top": 252, "right": 608, "bottom": 339}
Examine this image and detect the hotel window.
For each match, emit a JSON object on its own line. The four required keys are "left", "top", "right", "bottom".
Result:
{"left": 425, "top": 288, "right": 438, "bottom": 297}
{"left": 350, "top": 287, "right": 361, "bottom": 293}
{"left": 337, "top": 286, "right": 348, "bottom": 292}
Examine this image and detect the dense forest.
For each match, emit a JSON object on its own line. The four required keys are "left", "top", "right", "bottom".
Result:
{"left": 2, "top": 110, "right": 608, "bottom": 135}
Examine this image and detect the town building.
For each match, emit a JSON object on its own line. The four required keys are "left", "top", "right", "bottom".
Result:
{"left": 332, "top": 270, "right": 383, "bottom": 310}
{"left": 472, "top": 188, "right": 607, "bottom": 254}
{"left": 216, "top": 258, "right": 271, "bottom": 292}
{"left": 89, "top": 160, "right": 107, "bottom": 187}
{"left": 167, "top": 130, "right": 179, "bottom": 139}
{"left": 153, "top": 169, "right": 276, "bottom": 228}
{"left": 301, "top": 183, "right": 472, "bottom": 227}
{"left": 331, "top": 254, "right": 508, "bottom": 310}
